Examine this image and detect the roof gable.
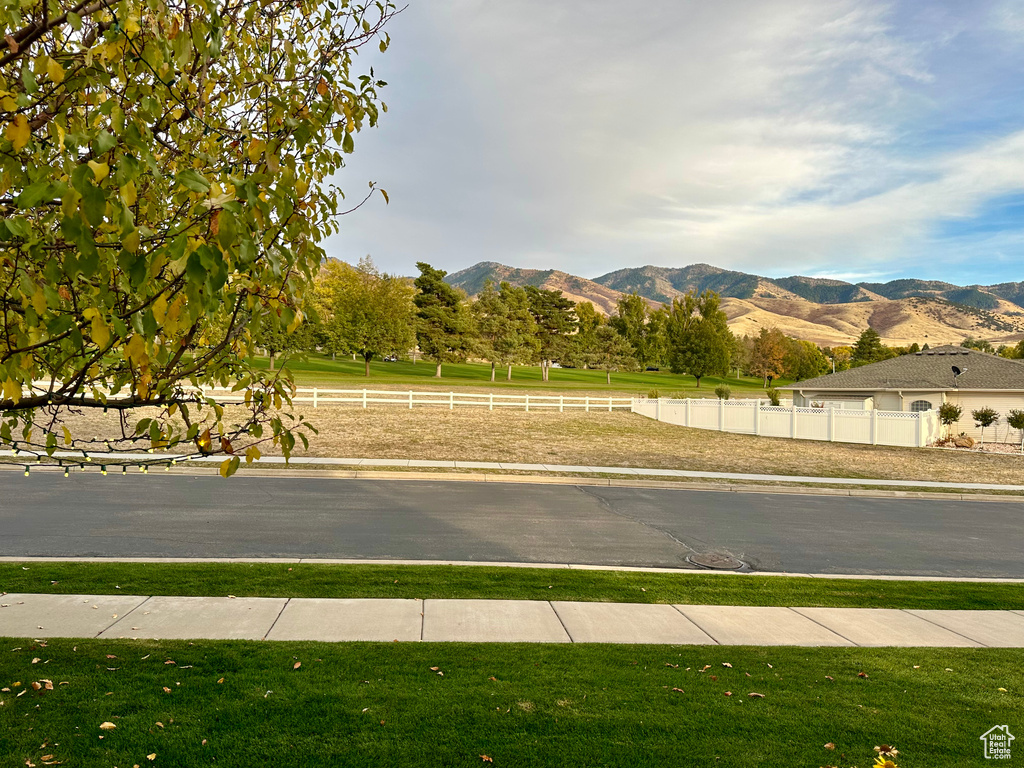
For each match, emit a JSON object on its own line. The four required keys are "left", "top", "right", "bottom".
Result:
{"left": 782, "top": 345, "right": 1024, "bottom": 391}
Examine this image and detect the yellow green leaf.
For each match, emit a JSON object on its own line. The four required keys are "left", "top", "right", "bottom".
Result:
{"left": 6, "top": 114, "right": 30, "bottom": 151}
{"left": 87, "top": 161, "right": 109, "bottom": 182}
{"left": 2, "top": 377, "right": 22, "bottom": 403}
{"left": 62, "top": 426, "right": 72, "bottom": 446}
{"left": 123, "top": 229, "right": 140, "bottom": 253}
{"left": 31, "top": 286, "right": 46, "bottom": 315}
{"left": 47, "top": 57, "right": 64, "bottom": 83}
{"left": 120, "top": 181, "right": 137, "bottom": 206}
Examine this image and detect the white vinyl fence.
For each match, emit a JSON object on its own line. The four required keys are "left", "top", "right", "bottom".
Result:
{"left": 632, "top": 398, "right": 942, "bottom": 448}
{"left": 198, "top": 387, "right": 633, "bottom": 412}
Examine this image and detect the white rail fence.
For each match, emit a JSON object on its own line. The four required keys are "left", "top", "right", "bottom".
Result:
{"left": 632, "top": 398, "right": 942, "bottom": 448}
{"left": 198, "top": 387, "right": 634, "bottom": 412}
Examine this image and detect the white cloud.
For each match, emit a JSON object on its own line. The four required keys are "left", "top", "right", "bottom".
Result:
{"left": 325, "top": 0, "right": 1024, "bottom": 283}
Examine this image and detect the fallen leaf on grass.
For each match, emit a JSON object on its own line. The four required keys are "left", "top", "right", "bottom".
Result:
{"left": 147, "top": 754, "right": 156, "bottom": 761}
{"left": 824, "top": 743, "right": 835, "bottom": 750}
{"left": 857, "top": 672, "right": 868, "bottom": 679}
{"left": 202, "top": 740, "right": 208, "bottom": 746}
{"left": 699, "top": 665, "right": 711, "bottom": 673}
{"left": 748, "top": 692, "right": 765, "bottom": 698}
{"left": 162, "top": 687, "right": 171, "bottom": 693}
{"left": 723, "top": 691, "right": 732, "bottom": 696}
{"left": 217, "top": 678, "right": 225, "bottom": 684}
{"left": 99, "top": 722, "right": 116, "bottom": 731}
{"left": 488, "top": 677, "right": 498, "bottom": 682}
{"left": 106, "top": 655, "right": 117, "bottom": 660}
{"left": 155, "top": 722, "right": 164, "bottom": 728}
{"left": 31, "top": 658, "right": 40, "bottom": 664}
{"left": 709, "top": 675, "right": 718, "bottom": 682}
{"left": 480, "top": 757, "right": 493, "bottom": 763}
{"left": 824, "top": 676, "right": 834, "bottom": 681}
{"left": 722, "top": 663, "right": 732, "bottom": 668}
{"left": 293, "top": 662, "right": 301, "bottom": 670}
{"left": 671, "top": 687, "right": 684, "bottom": 693}
{"left": 164, "top": 660, "right": 175, "bottom": 665}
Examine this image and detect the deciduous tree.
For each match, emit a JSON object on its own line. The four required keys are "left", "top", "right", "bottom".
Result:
{"left": 0, "top": 0, "right": 396, "bottom": 474}
{"left": 665, "top": 290, "right": 733, "bottom": 388}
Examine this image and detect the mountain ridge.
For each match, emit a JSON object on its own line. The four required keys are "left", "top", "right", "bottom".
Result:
{"left": 443, "top": 261, "right": 1024, "bottom": 347}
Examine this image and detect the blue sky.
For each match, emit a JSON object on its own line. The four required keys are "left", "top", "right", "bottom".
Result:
{"left": 324, "top": 0, "right": 1024, "bottom": 286}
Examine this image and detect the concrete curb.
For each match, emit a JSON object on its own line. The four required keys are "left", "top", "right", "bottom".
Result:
{"left": 4, "top": 462, "right": 1021, "bottom": 502}
{"left": 2, "top": 556, "right": 1021, "bottom": 582}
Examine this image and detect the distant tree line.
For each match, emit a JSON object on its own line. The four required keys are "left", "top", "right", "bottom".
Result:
{"left": 257, "top": 259, "right": 1022, "bottom": 385}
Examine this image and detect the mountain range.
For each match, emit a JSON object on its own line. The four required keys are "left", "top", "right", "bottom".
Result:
{"left": 444, "top": 262, "right": 1024, "bottom": 347}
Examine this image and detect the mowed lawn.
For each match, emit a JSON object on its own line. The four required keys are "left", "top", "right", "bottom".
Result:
{"left": 250, "top": 353, "right": 785, "bottom": 396}
{"left": 0, "top": 638, "right": 1018, "bottom": 767}
{"left": 3, "top": 562, "right": 1023, "bottom": 609}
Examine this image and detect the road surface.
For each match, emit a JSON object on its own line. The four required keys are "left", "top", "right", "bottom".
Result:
{"left": 1, "top": 472, "right": 1021, "bottom": 577}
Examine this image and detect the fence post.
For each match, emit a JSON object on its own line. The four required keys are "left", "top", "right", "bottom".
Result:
{"left": 312, "top": 387, "right": 318, "bottom": 408}
{"left": 608, "top": 397, "right": 612, "bottom": 412}
{"left": 917, "top": 412, "right": 925, "bottom": 447}
{"left": 408, "top": 390, "right": 413, "bottom": 410}
{"left": 754, "top": 399, "right": 761, "bottom": 436}
{"left": 585, "top": 396, "right": 590, "bottom": 413}
{"left": 525, "top": 394, "right": 530, "bottom": 412}
{"left": 790, "top": 405, "right": 798, "bottom": 438}
{"left": 362, "top": 389, "right": 367, "bottom": 409}
{"left": 870, "top": 409, "right": 878, "bottom": 445}
{"left": 656, "top": 398, "right": 662, "bottom": 421}
{"left": 489, "top": 393, "right": 494, "bottom": 412}
{"left": 828, "top": 407, "right": 835, "bottom": 442}
{"left": 449, "top": 392, "right": 454, "bottom": 410}
{"left": 559, "top": 395, "right": 564, "bottom": 413}
{"left": 685, "top": 399, "right": 691, "bottom": 427}
{"left": 718, "top": 398, "right": 725, "bottom": 431}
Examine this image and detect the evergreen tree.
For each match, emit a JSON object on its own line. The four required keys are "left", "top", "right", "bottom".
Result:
{"left": 851, "top": 328, "right": 897, "bottom": 366}
{"left": 414, "top": 263, "right": 474, "bottom": 377}
{"left": 525, "top": 286, "right": 578, "bottom": 381}
{"left": 587, "top": 326, "right": 638, "bottom": 384}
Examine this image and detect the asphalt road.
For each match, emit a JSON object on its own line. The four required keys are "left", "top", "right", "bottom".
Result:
{"left": 1, "top": 472, "right": 1022, "bottom": 577}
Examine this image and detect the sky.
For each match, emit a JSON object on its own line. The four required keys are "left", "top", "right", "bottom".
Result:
{"left": 323, "top": 0, "right": 1024, "bottom": 286}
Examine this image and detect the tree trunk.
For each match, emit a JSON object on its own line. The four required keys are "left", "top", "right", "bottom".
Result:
{"left": 269, "top": 354, "right": 275, "bottom": 372}
{"left": 490, "top": 362, "right": 495, "bottom": 382}
{"left": 507, "top": 364, "right": 512, "bottom": 381}
{"left": 352, "top": 353, "right": 356, "bottom": 361}
{"left": 331, "top": 352, "right": 336, "bottom": 361}
{"left": 695, "top": 376, "right": 701, "bottom": 388}
{"left": 435, "top": 362, "right": 442, "bottom": 378}
{"left": 606, "top": 370, "right": 611, "bottom": 385}
{"left": 364, "top": 356, "right": 371, "bottom": 377}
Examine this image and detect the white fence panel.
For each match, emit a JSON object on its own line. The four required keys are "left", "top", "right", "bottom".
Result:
{"left": 759, "top": 406, "right": 792, "bottom": 438}
{"left": 631, "top": 398, "right": 939, "bottom": 449}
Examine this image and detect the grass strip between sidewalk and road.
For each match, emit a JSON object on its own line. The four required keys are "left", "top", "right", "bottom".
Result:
{"left": 2, "top": 563, "right": 1022, "bottom": 610}
{"left": 0, "top": 638, "right": 1019, "bottom": 767}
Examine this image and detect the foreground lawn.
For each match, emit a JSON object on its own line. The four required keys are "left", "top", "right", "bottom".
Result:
{"left": 251, "top": 352, "right": 785, "bottom": 396}
{"left": 2, "top": 563, "right": 1022, "bottom": 610}
{"left": 0, "top": 639, "right": 1018, "bottom": 767}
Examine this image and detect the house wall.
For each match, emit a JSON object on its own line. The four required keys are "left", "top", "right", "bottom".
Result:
{"left": 943, "top": 392, "right": 1024, "bottom": 443}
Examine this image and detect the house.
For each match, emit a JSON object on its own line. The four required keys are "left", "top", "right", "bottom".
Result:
{"left": 780, "top": 345, "right": 1024, "bottom": 443}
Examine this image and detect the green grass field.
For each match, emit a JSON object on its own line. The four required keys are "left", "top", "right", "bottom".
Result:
{"left": 0, "top": 639, "right": 1017, "bottom": 767}
{"left": 3, "top": 563, "right": 1021, "bottom": 610}
{"left": 252, "top": 353, "right": 788, "bottom": 395}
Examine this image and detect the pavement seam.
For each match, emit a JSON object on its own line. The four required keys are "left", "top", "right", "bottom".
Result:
{"left": 788, "top": 608, "right": 861, "bottom": 647}
{"left": 669, "top": 605, "right": 721, "bottom": 645}
{"left": 96, "top": 595, "right": 151, "bottom": 638}
{"left": 547, "top": 601, "right": 575, "bottom": 643}
{"left": 899, "top": 608, "right": 991, "bottom": 647}
{"left": 572, "top": 484, "right": 699, "bottom": 556}
{"left": 263, "top": 597, "right": 291, "bottom": 641}
{"left": 419, "top": 599, "right": 425, "bottom": 642}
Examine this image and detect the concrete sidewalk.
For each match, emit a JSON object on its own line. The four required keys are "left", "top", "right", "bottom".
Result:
{"left": 2, "top": 594, "right": 1022, "bottom": 646}
{"left": 4, "top": 450, "right": 1024, "bottom": 492}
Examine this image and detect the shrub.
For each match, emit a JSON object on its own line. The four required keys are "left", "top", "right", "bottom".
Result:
{"left": 971, "top": 406, "right": 1000, "bottom": 445}
{"left": 937, "top": 402, "right": 962, "bottom": 439}
{"left": 1007, "top": 409, "right": 1024, "bottom": 453}
{"left": 646, "top": 389, "right": 660, "bottom": 399}
{"left": 714, "top": 385, "right": 731, "bottom": 400}
{"left": 766, "top": 387, "right": 781, "bottom": 406}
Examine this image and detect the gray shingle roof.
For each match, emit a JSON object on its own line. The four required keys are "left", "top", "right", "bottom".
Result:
{"left": 781, "top": 345, "right": 1024, "bottom": 391}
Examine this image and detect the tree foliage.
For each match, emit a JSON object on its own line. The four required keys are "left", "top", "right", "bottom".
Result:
{"left": 585, "top": 325, "right": 637, "bottom": 384}
{"left": 414, "top": 262, "right": 474, "bottom": 377}
{"left": 609, "top": 292, "right": 666, "bottom": 369}
{"left": 525, "top": 285, "right": 576, "bottom": 381}
{"left": 665, "top": 290, "right": 733, "bottom": 388}
{"left": 749, "top": 327, "right": 786, "bottom": 387}
{"left": 0, "top": 0, "right": 396, "bottom": 471}
{"left": 471, "top": 280, "right": 538, "bottom": 381}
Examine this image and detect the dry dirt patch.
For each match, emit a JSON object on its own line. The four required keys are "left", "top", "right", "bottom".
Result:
{"left": 49, "top": 405, "right": 1024, "bottom": 485}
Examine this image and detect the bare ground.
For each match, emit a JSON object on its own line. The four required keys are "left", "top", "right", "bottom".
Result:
{"left": 47, "top": 404, "right": 1024, "bottom": 485}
